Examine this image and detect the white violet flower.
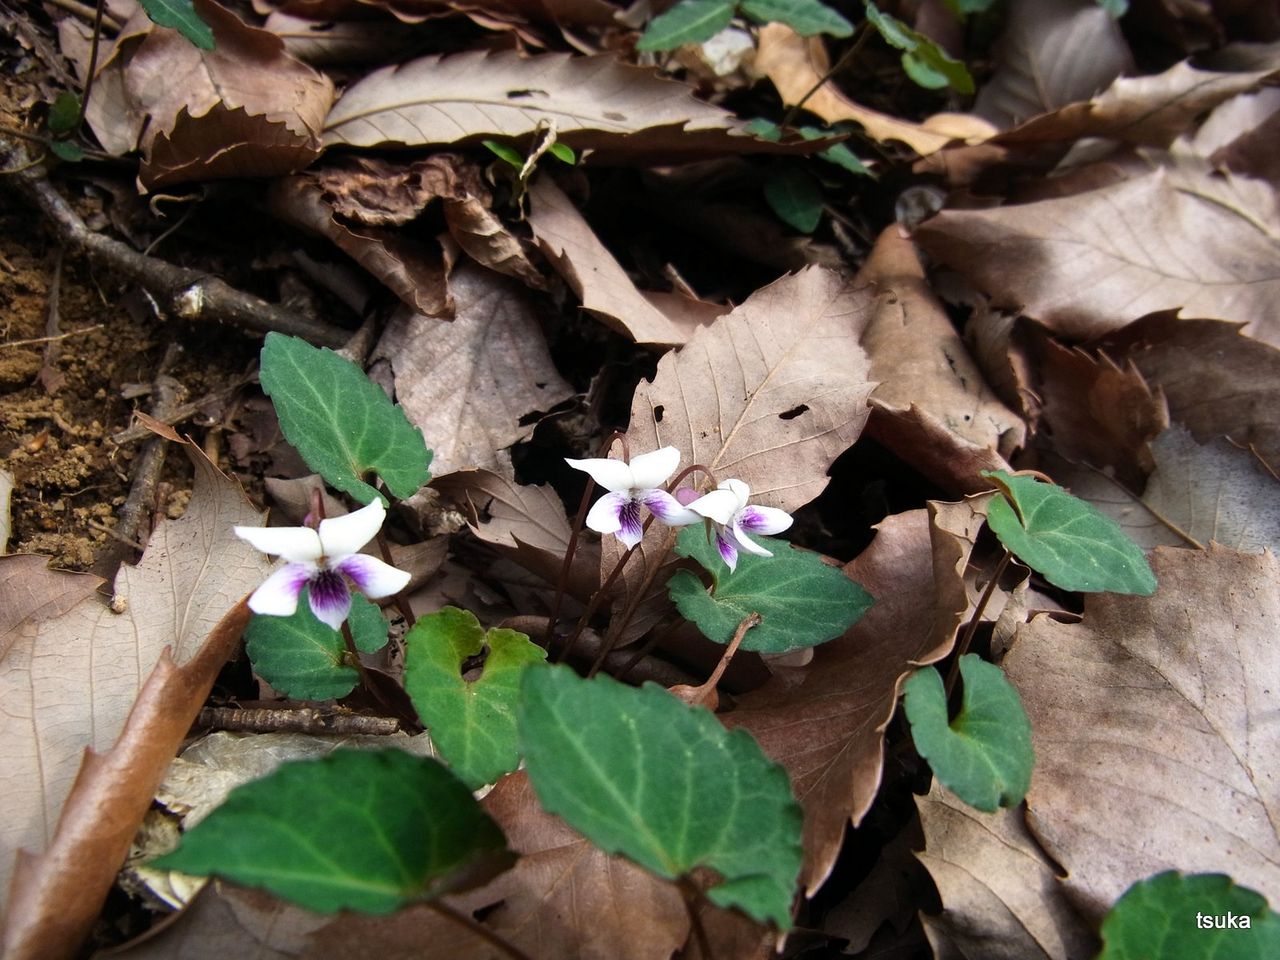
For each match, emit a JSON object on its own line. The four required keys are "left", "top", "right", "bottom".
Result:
{"left": 686, "top": 479, "right": 793, "bottom": 572}
{"left": 565, "top": 446, "right": 700, "bottom": 548}
{"left": 234, "top": 499, "right": 411, "bottom": 630}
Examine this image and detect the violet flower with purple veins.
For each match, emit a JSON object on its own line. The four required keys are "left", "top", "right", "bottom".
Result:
{"left": 686, "top": 479, "right": 793, "bottom": 572}
{"left": 565, "top": 446, "right": 700, "bottom": 549}
{"left": 234, "top": 498, "right": 411, "bottom": 629}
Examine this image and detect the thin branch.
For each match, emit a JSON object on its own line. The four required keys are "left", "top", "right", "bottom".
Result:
{"left": 424, "top": 900, "right": 533, "bottom": 960}
{"left": 944, "top": 549, "right": 1012, "bottom": 698}
{"left": 2, "top": 323, "right": 103, "bottom": 350}
{"left": 110, "top": 377, "right": 252, "bottom": 445}
{"left": 196, "top": 706, "right": 402, "bottom": 736}
{"left": 43, "top": 0, "right": 122, "bottom": 30}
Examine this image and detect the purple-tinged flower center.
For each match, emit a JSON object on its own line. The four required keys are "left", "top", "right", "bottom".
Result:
{"left": 619, "top": 498, "right": 644, "bottom": 542}
{"left": 309, "top": 569, "right": 351, "bottom": 624}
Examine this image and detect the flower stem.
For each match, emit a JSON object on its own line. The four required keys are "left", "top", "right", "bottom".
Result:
{"left": 373, "top": 529, "right": 416, "bottom": 629}
{"left": 340, "top": 620, "right": 373, "bottom": 691}
{"left": 560, "top": 535, "right": 641, "bottom": 668}
{"left": 678, "top": 877, "right": 716, "bottom": 960}
{"left": 425, "top": 900, "right": 533, "bottom": 960}
{"left": 688, "top": 612, "right": 760, "bottom": 708}
{"left": 944, "top": 548, "right": 1012, "bottom": 698}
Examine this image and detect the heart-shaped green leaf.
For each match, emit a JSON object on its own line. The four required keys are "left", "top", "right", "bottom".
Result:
{"left": 518, "top": 665, "right": 803, "bottom": 928}
{"left": 904, "top": 655, "right": 1033, "bottom": 812}
{"left": 154, "top": 749, "right": 513, "bottom": 914}
{"left": 763, "top": 166, "right": 825, "bottom": 233}
{"left": 984, "top": 470, "right": 1157, "bottom": 595}
{"left": 259, "top": 333, "right": 432, "bottom": 506}
{"left": 669, "top": 527, "right": 872, "bottom": 653}
{"left": 740, "top": 0, "right": 854, "bottom": 37}
{"left": 1099, "top": 871, "right": 1280, "bottom": 959}
{"left": 245, "top": 591, "right": 388, "bottom": 700}
{"left": 139, "top": 0, "right": 215, "bottom": 50}
{"left": 403, "top": 606, "right": 546, "bottom": 788}
{"left": 636, "top": 0, "right": 735, "bottom": 52}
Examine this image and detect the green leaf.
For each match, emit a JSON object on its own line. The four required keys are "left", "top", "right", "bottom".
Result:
{"left": 1098, "top": 871, "right": 1280, "bottom": 959}
{"left": 548, "top": 141, "right": 576, "bottom": 164}
{"left": 139, "top": 0, "right": 215, "bottom": 50}
{"left": 244, "top": 592, "right": 386, "bottom": 700}
{"left": 942, "top": 0, "right": 999, "bottom": 15}
{"left": 983, "top": 470, "right": 1158, "bottom": 595}
{"left": 482, "top": 139, "right": 524, "bottom": 170}
{"left": 864, "top": 1, "right": 975, "bottom": 93}
{"left": 48, "top": 92, "right": 80, "bottom": 136}
{"left": 904, "top": 655, "right": 1034, "bottom": 812}
{"left": 259, "top": 333, "right": 432, "bottom": 505}
{"left": 740, "top": 0, "right": 854, "bottom": 37}
{"left": 403, "top": 606, "right": 547, "bottom": 789}
{"left": 636, "top": 0, "right": 735, "bottom": 52}
{"left": 670, "top": 526, "right": 872, "bottom": 653}
{"left": 763, "top": 166, "right": 825, "bottom": 232}
{"left": 814, "top": 140, "right": 871, "bottom": 175}
{"left": 154, "top": 749, "right": 512, "bottom": 913}
{"left": 49, "top": 140, "right": 84, "bottom": 163}
{"left": 518, "top": 666, "right": 803, "bottom": 928}
{"left": 1096, "top": 0, "right": 1128, "bottom": 18}
{"left": 745, "top": 117, "right": 784, "bottom": 141}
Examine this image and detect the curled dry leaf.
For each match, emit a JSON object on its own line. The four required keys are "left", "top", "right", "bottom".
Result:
{"left": 915, "top": 782, "right": 1097, "bottom": 960}
{"left": 854, "top": 227, "right": 1024, "bottom": 490}
{"left": 1199, "top": 87, "right": 1280, "bottom": 181}
{"left": 727, "top": 501, "right": 983, "bottom": 893}
{"left": 974, "top": 0, "right": 1133, "bottom": 130}
{"left": 83, "top": 0, "right": 333, "bottom": 189}
{"left": 755, "top": 24, "right": 997, "bottom": 156}
{"left": 314, "top": 154, "right": 484, "bottom": 228}
{"left": 373, "top": 262, "right": 574, "bottom": 475}
{"left": 442, "top": 195, "right": 545, "bottom": 290}
{"left": 1, "top": 436, "right": 270, "bottom": 957}
{"left": 262, "top": 11, "right": 415, "bottom": 67}
{"left": 915, "top": 169, "right": 1280, "bottom": 346}
{"left": 267, "top": 174, "right": 452, "bottom": 317}
{"left": 527, "top": 178, "right": 708, "bottom": 346}
{"left": 1005, "top": 545, "right": 1280, "bottom": 921}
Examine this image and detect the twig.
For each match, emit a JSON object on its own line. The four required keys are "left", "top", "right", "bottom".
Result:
{"left": 110, "top": 377, "right": 252, "bottom": 444}
{"left": 86, "top": 518, "right": 142, "bottom": 550}
{"left": 111, "top": 345, "right": 183, "bottom": 554}
{"left": 2, "top": 323, "right": 103, "bottom": 350}
{"left": 425, "top": 900, "right": 533, "bottom": 960}
{"left": 38, "top": 247, "right": 66, "bottom": 392}
{"left": 196, "top": 706, "right": 402, "bottom": 736}
{"left": 0, "top": 136, "right": 349, "bottom": 347}
{"left": 43, "top": 0, "right": 122, "bottom": 30}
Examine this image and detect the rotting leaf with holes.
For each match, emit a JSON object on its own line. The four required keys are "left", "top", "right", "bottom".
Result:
{"left": 245, "top": 593, "right": 387, "bottom": 701}
{"left": 259, "top": 333, "right": 432, "bottom": 505}
{"left": 154, "top": 749, "right": 513, "bottom": 914}
{"left": 403, "top": 606, "right": 546, "bottom": 789}
{"left": 668, "top": 526, "right": 872, "bottom": 653}
{"left": 518, "top": 666, "right": 803, "bottom": 928}
{"left": 1098, "top": 872, "right": 1280, "bottom": 959}
{"left": 904, "top": 655, "right": 1034, "bottom": 813}
{"left": 984, "top": 470, "right": 1157, "bottom": 595}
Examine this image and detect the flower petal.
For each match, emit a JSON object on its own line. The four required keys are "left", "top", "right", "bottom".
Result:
{"left": 336, "top": 553, "right": 412, "bottom": 599}
{"left": 685, "top": 488, "right": 740, "bottom": 525}
{"left": 586, "top": 491, "right": 629, "bottom": 535}
{"left": 247, "top": 563, "right": 312, "bottom": 617}
{"left": 641, "top": 489, "right": 701, "bottom": 527}
{"left": 627, "top": 446, "right": 682, "bottom": 490}
{"left": 731, "top": 521, "right": 774, "bottom": 558}
{"left": 616, "top": 499, "right": 645, "bottom": 549}
{"left": 564, "top": 457, "right": 635, "bottom": 492}
{"left": 234, "top": 524, "right": 322, "bottom": 563}
{"left": 318, "top": 499, "right": 387, "bottom": 558}
{"left": 720, "top": 478, "right": 751, "bottom": 509}
{"left": 737, "top": 504, "right": 793, "bottom": 536}
{"left": 308, "top": 570, "right": 352, "bottom": 630}
{"left": 715, "top": 529, "right": 739, "bottom": 572}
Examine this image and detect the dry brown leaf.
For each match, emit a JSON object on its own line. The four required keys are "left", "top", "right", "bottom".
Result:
{"left": 1005, "top": 545, "right": 1280, "bottom": 921}
{"left": 262, "top": 11, "right": 415, "bottom": 66}
{"left": 1098, "top": 314, "right": 1280, "bottom": 470}
{"left": 974, "top": 0, "right": 1132, "bottom": 130}
{"left": 854, "top": 227, "right": 1024, "bottom": 484}
{"left": 825, "top": 816, "right": 926, "bottom": 953}
{"left": 603, "top": 267, "right": 876, "bottom": 636}
{"left": 84, "top": 0, "right": 333, "bottom": 188}
{"left": 726, "top": 501, "right": 982, "bottom": 893}
{"left": 314, "top": 155, "right": 482, "bottom": 227}
{"left": 755, "top": 24, "right": 996, "bottom": 156}
{"left": 268, "top": 174, "right": 452, "bottom": 317}
{"left": 1201, "top": 88, "right": 1280, "bottom": 181}
{"left": 322, "top": 50, "right": 780, "bottom": 163}
{"left": 373, "top": 262, "right": 573, "bottom": 475}
{"left": 1034, "top": 338, "right": 1168, "bottom": 490}
{"left": 865, "top": 402, "right": 1016, "bottom": 496}
{"left": 915, "top": 169, "right": 1280, "bottom": 345}
{"left": 442, "top": 195, "right": 546, "bottom": 289}
{"left": 527, "top": 178, "right": 700, "bottom": 346}
{"left": 915, "top": 783, "right": 1097, "bottom": 960}
{"left": 0, "top": 556, "right": 101, "bottom": 661}
{"left": 0, "top": 440, "right": 271, "bottom": 949}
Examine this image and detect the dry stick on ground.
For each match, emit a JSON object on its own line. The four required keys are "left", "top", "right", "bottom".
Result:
{"left": 0, "top": 136, "right": 349, "bottom": 347}
{"left": 110, "top": 376, "right": 253, "bottom": 444}
{"left": 38, "top": 246, "right": 66, "bottom": 392}
{"left": 196, "top": 706, "right": 403, "bottom": 736}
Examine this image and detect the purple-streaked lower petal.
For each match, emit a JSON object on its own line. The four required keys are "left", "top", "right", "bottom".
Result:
{"left": 685, "top": 488, "right": 741, "bottom": 525}
{"left": 626, "top": 446, "right": 681, "bottom": 490}
{"left": 308, "top": 569, "right": 352, "bottom": 630}
{"left": 731, "top": 521, "right": 774, "bottom": 558}
{"left": 565, "top": 456, "right": 634, "bottom": 493}
{"left": 616, "top": 499, "right": 645, "bottom": 549}
{"left": 247, "top": 562, "right": 313, "bottom": 617}
{"left": 234, "top": 525, "right": 322, "bottom": 563}
{"left": 586, "top": 491, "right": 630, "bottom": 535}
{"left": 336, "top": 552, "right": 412, "bottom": 599}
{"left": 318, "top": 499, "right": 386, "bottom": 558}
{"left": 641, "top": 489, "right": 700, "bottom": 527}
{"left": 737, "top": 504, "right": 793, "bottom": 536}
{"left": 715, "top": 529, "right": 739, "bottom": 572}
